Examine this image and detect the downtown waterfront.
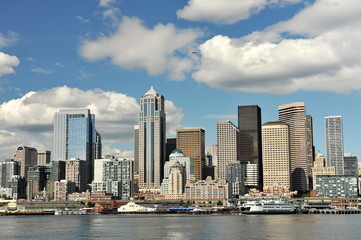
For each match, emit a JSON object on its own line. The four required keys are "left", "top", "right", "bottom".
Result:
{"left": 0, "top": 214, "right": 360, "bottom": 240}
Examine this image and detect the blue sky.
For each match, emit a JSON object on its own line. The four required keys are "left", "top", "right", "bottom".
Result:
{"left": 0, "top": 0, "right": 360, "bottom": 161}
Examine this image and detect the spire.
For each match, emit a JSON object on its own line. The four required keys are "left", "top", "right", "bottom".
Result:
{"left": 144, "top": 86, "right": 158, "bottom": 97}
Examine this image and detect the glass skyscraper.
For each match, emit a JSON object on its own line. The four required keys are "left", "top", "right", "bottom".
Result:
{"left": 138, "top": 87, "right": 166, "bottom": 192}
{"left": 53, "top": 109, "right": 100, "bottom": 182}
{"left": 325, "top": 116, "right": 344, "bottom": 175}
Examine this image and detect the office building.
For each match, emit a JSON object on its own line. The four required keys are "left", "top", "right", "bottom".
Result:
{"left": 176, "top": 128, "right": 205, "bottom": 181}
{"left": 37, "top": 150, "right": 51, "bottom": 166}
{"left": 278, "top": 102, "right": 308, "bottom": 191}
{"left": 316, "top": 175, "right": 358, "bottom": 198}
{"left": 217, "top": 121, "right": 240, "bottom": 180}
{"left": 226, "top": 163, "right": 245, "bottom": 196}
{"left": 185, "top": 177, "right": 231, "bottom": 200}
{"left": 166, "top": 138, "right": 177, "bottom": 162}
{"left": 325, "top": 116, "right": 344, "bottom": 175}
{"left": 311, "top": 154, "right": 336, "bottom": 189}
{"left": 306, "top": 115, "right": 315, "bottom": 188}
{"left": 138, "top": 87, "right": 166, "bottom": 192}
{"left": 0, "top": 160, "right": 20, "bottom": 188}
{"left": 27, "top": 165, "right": 53, "bottom": 201}
{"left": 262, "top": 121, "right": 291, "bottom": 190}
{"left": 53, "top": 109, "right": 100, "bottom": 183}
{"left": 65, "top": 158, "right": 87, "bottom": 192}
{"left": 238, "top": 105, "right": 262, "bottom": 186}
{"left": 244, "top": 162, "right": 258, "bottom": 186}
{"left": 13, "top": 146, "right": 38, "bottom": 179}
{"left": 54, "top": 180, "right": 76, "bottom": 201}
{"left": 94, "top": 130, "right": 102, "bottom": 160}
{"left": 344, "top": 155, "right": 358, "bottom": 177}
{"left": 133, "top": 125, "right": 139, "bottom": 175}
{"left": 166, "top": 162, "right": 185, "bottom": 200}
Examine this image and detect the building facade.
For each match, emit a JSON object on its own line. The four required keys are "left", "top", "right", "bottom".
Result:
{"left": 138, "top": 87, "right": 166, "bottom": 192}
{"left": 65, "top": 158, "right": 87, "bottom": 192}
{"left": 344, "top": 155, "right": 358, "bottom": 177}
{"left": 164, "top": 149, "right": 194, "bottom": 181}
{"left": 185, "top": 177, "right": 231, "bottom": 200}
{"left": 176, "top": 128, "right": 205, "bottom": 181}
{"left": 238, "top": 105, "right": 262, "bottom": 186}
{"left": 37, "top": 150, "right": 51, "bottom": 166}
{"left": 311, "top": 154, "right": 336, "bottom": 189}
{"left": 53, "top": 109, "right": 100, "bottom": 182}
{"left": 13, "top": 146, "right": 38, "bottom": 179}
{"left": 217, "top": 121, "right": 240, "bottom": 180}
{"left": 278, "top": 102, "right": 308, "bottom": 191}
{"left": 316, "top": 175, "right": 358, "bottom": 198}
{"left": 262, "top": 121, "right": 291, "bottom": 190}
{"left": 325, "top": 116, "right": 344, "bottom": 175}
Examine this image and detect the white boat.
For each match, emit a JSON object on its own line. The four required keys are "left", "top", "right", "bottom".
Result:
{"left": 240, "top": 200, "right": 296, "bottom": 214}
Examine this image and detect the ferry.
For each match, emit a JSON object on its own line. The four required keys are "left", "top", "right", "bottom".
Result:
{"left": 240, "top": 200, "right": 296, "bottom": 214}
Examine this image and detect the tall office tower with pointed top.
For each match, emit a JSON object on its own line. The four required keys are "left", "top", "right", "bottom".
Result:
{"left": 217, "top": 120, "right": 240, "bottom": 180}
{"left": 278, "top": 102, "right": 308, "bottom": 191}
{"left": 238, "top": 105, "right": 262, "bottom": 186}
{"left": 176, "top": 128, "right": 205, "bottom": 181}
{"left": 138, "top": 87, "right": 166, "bottom": 192}
{"left": 325, "top": 116, "right": 344, "bottom": 175}
{"left": 53, "top": 109, "right": 100, "bottom": 183}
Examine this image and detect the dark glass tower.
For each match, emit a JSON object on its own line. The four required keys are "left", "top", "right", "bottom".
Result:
{"left": 238, "top": 105, "right": 262, "bottom": 186}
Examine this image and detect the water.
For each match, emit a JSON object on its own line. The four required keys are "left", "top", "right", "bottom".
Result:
{"left": 0, "top": 214, "right": 360, "bottom": 240}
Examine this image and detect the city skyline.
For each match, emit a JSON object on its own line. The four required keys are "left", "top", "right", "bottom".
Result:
{"left": 0, "top": 0, "right": 361, "bottom": 162}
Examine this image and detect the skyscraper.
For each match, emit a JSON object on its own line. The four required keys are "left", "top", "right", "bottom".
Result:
{"left": 176, "top": 128, "right": 205, "bottom": 180}
{"left": 325, "top": 116, "right": 344, "bottom": 175}
{"left": 138, "top": 87, "right": 166, "bottom": 192}
{"left": 238, "top": 105, "right": 262, "bottom": 186}
{"left": 278, "top": 102, "right": 308, "bottom": 191}
{"left": 306, "top": 115, "right": 315, "bottom": 189}
{"left": 13, "top": 146, "right": 38, "bottom": 179}
{"left": 217, "top": 120, "right": 240, "bottom": 180}
{"left": 53, "top": 109, "right": 100, "bottom": 182}
{"left": 262, "top": 121, "right": 291, "bottom": 190}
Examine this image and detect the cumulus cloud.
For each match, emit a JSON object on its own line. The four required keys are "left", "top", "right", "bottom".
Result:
{"left": 177, "top": 0, "right": 302, "bottom": 24}
{"left": 79, "top": 17, "right": 202, "bottom": 80}
{"left": 0, "top": 52, "right": 20, "bottom": 77}
{"left": 193, "top": 0, "right": 361, "bottom": 94}
{"left": 0, "top": 86, "right": 183, "bottom": 160}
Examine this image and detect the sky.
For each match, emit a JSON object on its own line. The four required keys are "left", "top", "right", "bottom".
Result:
{"left": 0, "top": 0, "right": 361, "bottom": 161}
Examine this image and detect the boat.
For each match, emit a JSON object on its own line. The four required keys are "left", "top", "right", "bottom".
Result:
{"left": 240, "top": 200, "right": 296, "bottom": 214}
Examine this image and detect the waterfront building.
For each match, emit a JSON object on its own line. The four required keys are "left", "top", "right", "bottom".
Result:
{"left": 68, "top": 191, "right": 91, "bottom": 202}
{"left": 65, "top": 158, "right": 87, "bottom": 192}
{"left": 53, "top": 109, "right": 100, "bottom": 183}
{"left": 278, "top": 102, "right": 308, "bottom": 191}
{"left": 325, "top": 116, "right": 344, "bottom": 175}
{"left": 138, "top": 87, "right": 166, "bottom": 192}
{"left": 316, "top": 175, "right": 358, "bottom": 198}
{"left": 311, "top": 154, "right": 336, "bottom": 190}
{"left": 184, "top": 177, "right": 231, "bottom": 200}
{"left": 13, "top": 146, "right": 38, "bottom": 179}
{"left": 92, "top": 181, "right": 122, "bottom": 199}
{"left": 217, "top": 120, "right": 240, "bottom": 180}
{"left": 54, "top": 180, "right": 76, "bottom": 201}
{"left": 37, "top": 150, "right": 51, "bottom": 166}
{"left": 238, "top": 105, "right": 262, "bottom": 186}
{"left": 344, "top": 155, "right": 358, "bottom": 177}
{"left": 164, "top": 149, "right": 194, "bottom": 180}
{"left": 176, "top": 128, "right": 205, "bottom": 181}
{"left": 262, "top": 121, "right": 291, "bottom": 190}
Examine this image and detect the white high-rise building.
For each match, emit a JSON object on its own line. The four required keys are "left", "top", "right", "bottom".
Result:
{"left": 138, "top": 87, "right": 166, "bottom": 192}
{"left": 217, "top": 120, "right": 239, "bottom": 180}
{"left": 325, "top": 116, "right": 344, "bottom": 175}
{"left": 278, "top": 102, "right": 308, "bottom": 191}
{"left": 262, "top": 121, "right": 291, "bottom": 189}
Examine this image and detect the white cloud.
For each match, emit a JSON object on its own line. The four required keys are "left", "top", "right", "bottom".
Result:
{"left": 101, "top": 144, "right": 134, "bottom": 159}
{"left": 31, "top": 67, "right": 52, "bottom": 74}
{"left": 0, "top": 52, "right": 20, "bottom": 77}
{"left": 193, "top": 0, "right": 361, "bottom": 94}
{"left": 79, "top": 17, "right": 202, "bottom": 80}
{"left": 177, "top": 0, "right": 302, "bottom": 24}
{"left": 0, "top": 32, "right": 18, "bottom": 48}
{"left": 99, "top": 0, "right": 117, "bottom": 7}
{"left": 75, "top": 16, "right": 90, "bottom": 23}
{"left": 0, "top": 86, "right": 184, "bottom": 160}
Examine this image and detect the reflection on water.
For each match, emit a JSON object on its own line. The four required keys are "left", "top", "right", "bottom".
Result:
{"left": 0, "top": 214, "right": 360, "bottom": 240}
